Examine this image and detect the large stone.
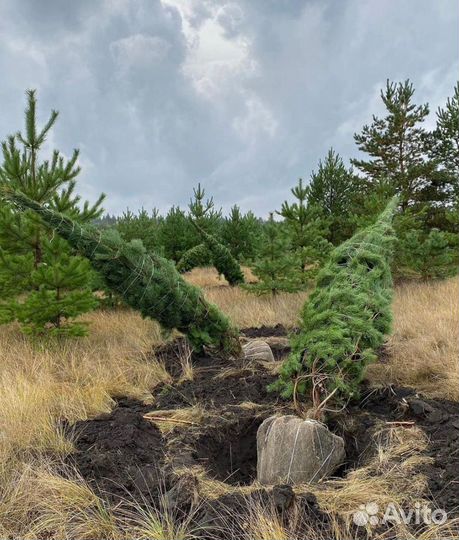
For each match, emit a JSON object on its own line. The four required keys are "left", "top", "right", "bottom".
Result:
{"left": 242, "top": 339, "right": 275, "bottom": 362}
{"left": 257, "top": 415, "right": 345, "bottom": 485}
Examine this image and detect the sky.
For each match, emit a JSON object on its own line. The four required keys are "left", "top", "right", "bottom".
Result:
{"left": 0, "top": 0, "right": 457, "bottom": 217}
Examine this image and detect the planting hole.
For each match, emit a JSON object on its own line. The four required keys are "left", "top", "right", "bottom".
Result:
{"left": 192, "top": 414, "right": 263, "bottom": 486}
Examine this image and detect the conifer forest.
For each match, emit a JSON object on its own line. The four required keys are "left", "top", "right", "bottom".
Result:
{"left": 0, "top": 2, "right": 458, "bottom": 539}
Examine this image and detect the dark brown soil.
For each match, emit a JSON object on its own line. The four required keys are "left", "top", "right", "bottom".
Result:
{"left": 66, "top": 332, "right": 459, "bottom": 538}
{"left": 241, "top": 324, "right": 292, "bottom": 338}
{"left": 191, "top": 414, "right": 264, "bottom": 485}
{"left": 68, "top": 406, "right": 167, "bottom": 501}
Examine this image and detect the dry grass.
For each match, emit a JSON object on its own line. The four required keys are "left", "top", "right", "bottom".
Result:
{"left": 206, "top": 285, "right": 308, "bottom": 329}
{"left": 143, "top": 405, "right": 206, "bottom": 435}
{"left": 368, "top": 277, "right": 459, "bottom": 400}
{"left": 311, "top": 425, "right": 431, "bottom": 516}
{"left": 0, "top": 268, "right": 457, "bottom": 538}
{"left": 174, "top": 424, "right": 458, "bottom": 539}
{"left": 184, "top": 265, "right": 257, "bottom": 288}
{"left": 185, "top": 266, "right": 308, "bottom": 328}
{"left": 0, "top": 310, "right": 170, "bottom": 539}
{"left": 0, "top": 311, "right": 168, "bottom": 461}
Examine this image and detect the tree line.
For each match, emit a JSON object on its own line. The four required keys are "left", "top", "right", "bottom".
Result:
{"left": 109, "top": 80, "right": 458, "bottom": 289}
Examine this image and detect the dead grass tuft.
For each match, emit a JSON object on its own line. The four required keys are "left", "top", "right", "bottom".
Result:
{"left": 0, "top": 310, "right": 170, "bottom": 538}
{"left": 368, "top": 277, "right": 459, "bottom": 400}
{"left": 184, "top": 265, "right": 257, "bottom": 288}
{"left": 308, "top": 425, "right": 432, "bottom": 536}
{"left": 143, "top": 405, "right": 206, "bottom": 434}
{"left": 206, "top": 286, "right": 308, "bottom": 328}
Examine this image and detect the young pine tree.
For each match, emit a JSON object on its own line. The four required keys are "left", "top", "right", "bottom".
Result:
{"left": 271, "top": 198, "right": 398, "bottom": 404}
{"left": 278, "top": 178, "right": 331, "bottom": 288}
{"left": 221, "top": 205, "right": 261, "bottom": 262}
{"left": 352, "top": 80, "right": 426, "bottom": 201}
{"left": 308, "top": 149, "right": 356, "bottom": 244}
{"left": 0, "top": 90, "right": 103, "bottom": 336}
{"left": 398, "top": 228, "right": 457, "bottom": 280}
{"left": 3, "top": 190, "right": 241, "bottom": 357}
{"left": 14, "top": 237, "right": 97, "bottom": 336}
{"left": 116, "top": 208, "right": 163, "bottom": 254}
{"left": 425, "top": 82, "right": 459, "bottom": 231}
{"left": 160, "top": 206, "right": 195, "bottom": 263}
{"left": 246, "top": 213, "right": 296, "bottom": 295}
{"left": 188, "top": 183, "right": 222, "bottom": 238}
{"left": 351, "top": 80, "right": 438, "bottom": 218}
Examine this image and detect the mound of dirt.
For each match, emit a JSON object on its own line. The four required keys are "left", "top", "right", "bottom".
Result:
{"left": 66, "top": 331, "right": 459, "bottom": 536}
{"left": 404, "top": 392, "right": 459, "bottom": 514}
{"left": 68, "top": 406, "right": 166, "bottom": 501}
{"left": 332, "top": 386, "right": 459, "bottom": 515}
{"left": 154, "top": 370, "right": 279, "bottom": 409}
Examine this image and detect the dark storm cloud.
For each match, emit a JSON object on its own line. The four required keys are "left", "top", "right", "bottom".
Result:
{"left": 0, "top": 0, "right": 457, "bottom": 215}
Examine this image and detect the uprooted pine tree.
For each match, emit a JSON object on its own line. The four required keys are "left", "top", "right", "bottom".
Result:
{"left": 1, "top": 189, "right": 242, "bottom": 358}
{"left": 271, "top": 197, "right": 398, "bottom": 404}
{"left": 191, "top": 221, "right": 245, "bottom": 286}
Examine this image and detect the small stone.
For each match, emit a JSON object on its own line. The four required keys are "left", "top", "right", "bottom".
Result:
{"left": 257, "top": 415, "right": 345, "bottom": 485}
{"left": 243, "top": 340, "right": 275, "bottom": 363}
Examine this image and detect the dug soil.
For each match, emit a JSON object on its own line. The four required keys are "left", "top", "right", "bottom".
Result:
{"left": 67, "top": 330, "right": 459, "bottom": 539}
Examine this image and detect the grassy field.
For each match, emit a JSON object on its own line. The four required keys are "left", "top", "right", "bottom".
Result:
{"left": 0, "top": 271, "right": 457, "bottom": 539}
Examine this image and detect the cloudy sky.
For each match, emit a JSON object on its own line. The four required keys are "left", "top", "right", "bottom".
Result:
{"left": 0, "top": 0, "right": 457, "bottom": 216}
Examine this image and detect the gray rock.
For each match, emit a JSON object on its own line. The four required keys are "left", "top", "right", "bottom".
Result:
{"left": 243, "top": 339, "right": 275, "bottom": 362}
{"left": 257, "top": 415, "right": 345, "bottom": 485}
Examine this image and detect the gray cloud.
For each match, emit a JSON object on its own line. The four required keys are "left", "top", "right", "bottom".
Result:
{"left": 0, "top": 0, "right": 457, "bottom": 216}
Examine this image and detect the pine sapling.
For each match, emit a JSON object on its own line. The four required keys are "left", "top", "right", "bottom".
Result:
{"left": 176, "top": 243, "right": 212, "bottom": 273}
{"left": 271, "top": 197, "right": 398, "bottom": 405}
{"left": 2, "top": 190, "right": 242, "bottom": 358}
{"left": 191, "top": 221, "right": 245, "bottom": 286}
{"left": 0, "top": 89, "right": 104, "bottom": 336}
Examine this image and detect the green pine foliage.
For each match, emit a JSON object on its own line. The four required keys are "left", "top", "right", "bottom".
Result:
{"left": 116, "top": 208, "right": 163, "bottom": 253}
{"left": 398, "top": 228, "right": 458, "bottom": 280}
{"left": 352, "top": 80, "right": 434, "bottom": 214}
{"left": 12, "top": 237, "right": 97, "bottom": 336}
{"left": 430, "top": 81, "right": 459, "bottom": 179}
{"left": 351, "top": 79, "right": 457, "bottom": 235}
{"left": 245, "top": 213, "right": 297, "bottom": 295}
{"left": 308, "top": 149, "right": 357, "bottom": 244}
{"left": 3, "top": 190, "right": 241, "bottom": 357}
{"left": 193, "top": 223, "right": 245, "bottom": 286}
{"left": 176, "top": 243, "right": 212, "bottom": 273}
{"left": 0, "top": 90, "right": 104, "bottom": 336}
{"left": 271, "top": 198, "right": 398, "bottom": 402}
{"left": 425, "top": 81, "right": 459, "bottom": 231}
{"left": 221, "top": 205, "right": 262, "bottom": 262}
{"left": 278, "top": 178, "right": 332, "bottom": 288}
{"left": 188, "top": 183, "right": 222, "bottom": 238}
{"left": 160, "top": 206, "right": 194, "bottom": 263}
